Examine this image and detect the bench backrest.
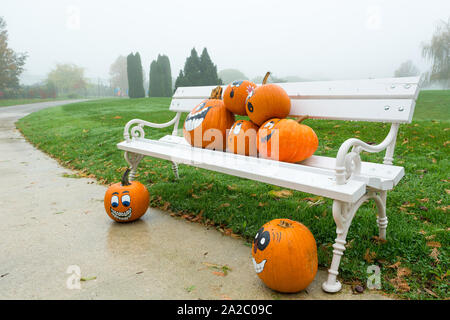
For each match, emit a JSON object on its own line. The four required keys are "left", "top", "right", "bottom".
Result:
{"left": 170, "top": 77, "right": 420, "bottom": 123}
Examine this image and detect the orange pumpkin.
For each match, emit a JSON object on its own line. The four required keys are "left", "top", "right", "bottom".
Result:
{"left": 257, "top": 116, "right": 318, "bottom": 163}
{"left": 183, "top": 86, "right": 235, "bottom": 150}
{"left": 252, "top": 219, "right": 318, "bottom": 293}
{"left": 245, "top": 72, "right": 291, "bottom": 126}
{"left": 227, "top": 120, "right": 259, "bottom": 156}
{"left": 223, "top": 80, "right": 257, "bottom": 116}
{"left": 104, "top": 169, "right": 150, "bottom": 222}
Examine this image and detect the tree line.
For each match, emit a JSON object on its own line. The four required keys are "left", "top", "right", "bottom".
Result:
{"left": 123, "top": 47, "right": 223, "bottom": 99}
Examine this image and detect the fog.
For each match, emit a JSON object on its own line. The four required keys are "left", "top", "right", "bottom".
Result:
{"left": 2, "top": 0, "right": 449, "bottom": 84}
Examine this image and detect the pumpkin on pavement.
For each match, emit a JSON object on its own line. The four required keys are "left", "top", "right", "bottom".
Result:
{"left": 227, "top": 119, "right": 259, "bottom": 156}
{"left": 245, "top": 72, "right": 291, "bottom": 126}
{"left": 183, "top": 86, "right": 235, "bottom": 150}
{"left": 104, "top": 168, "right": 150, "bottom": 222}
{"left": 252, "top": 218, "right": 318, "bottom": 293}
{"left": 257, "top": 116, "right": 318, "bottom": 163}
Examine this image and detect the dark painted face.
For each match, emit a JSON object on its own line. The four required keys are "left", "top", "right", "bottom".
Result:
{"left": 184, "top": 102, "right": 212, "bottom": 131}
{"left": 245, "top": 87, "right": 256, "bottom": 112}
{"left": 253, "top": 227, "right": 271, "bottom": 254}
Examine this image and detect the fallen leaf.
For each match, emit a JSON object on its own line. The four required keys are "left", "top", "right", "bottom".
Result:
{"left": 389, "top": 277, "right": 410, "bottom": 292}
{"left": 269, "top": 189, "right": 293, "bottom": 198}
{"left": 212, "top": 271, "right": 225, "bottom": 277}
{"left": 419, "top": 198, "right": 429, "bottom": 203}
{"left": 397, "top": 267, "right": 411, "bottom": 277}
{"left": 80, "top": 276, "right": 97, "bottom": 281}
{"left": 258, "top": 202, "right": 266, "bottom": 207}
{"left": 191, "top": 194, "right": 200, "bottom": 199}
{"left": 387, "top": 261, "right": 401, "bottom": 269}
{"left": 424, "top": 288, "right": 438, "bottom": 298}
{"left": 371, "top": 236, "right": 387, "bottom": 244}
{"left": 430, "top": 248, "right": 440, "bottom": 263}
{"left": 364, "top": 248, "right": 376, "bottom": 263}
{"left": 113, "top": 116, "right": 122, "bottom": 119}
{"left": 426, "top": 241, "right": 441, "bottom": 248}
{"left": 227, "top": 185, "right": 237, "bottom": 191}
{"left": 219, "top": 203, "right": 230, "bottom": 208}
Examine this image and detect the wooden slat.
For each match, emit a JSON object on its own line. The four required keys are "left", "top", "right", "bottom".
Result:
{"left": 117, "top": 139, "right": 366, "bottom": 202}
{"left": 158, "top": 135, "right": 404, "bottom": 190}
{"left": 169, "top": 97, "right": 415, "bottom": 123}
{"left": 173, "top": 77, "right": 420, "bottom": 100}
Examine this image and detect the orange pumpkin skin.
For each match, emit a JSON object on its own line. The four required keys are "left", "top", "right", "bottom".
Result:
{"left": 104, "top": 169, "right": 149, "bottom": 222}
{"left": 183, "top": 87, "right": 235, "bottom": 150}
{"left": 227, "top": 120, "right": 259, "bottom": 156}
{"left": 257, "top": 118, "right": 318, "bottom": 163}
{"left": 245, "top": 72, "right": 291, "bottom": 126}
{"left": 252, "top": 219, "right": 318, "bottom": 293}
{"left": 223, "top": 80, "right": 257, "bottom": 116}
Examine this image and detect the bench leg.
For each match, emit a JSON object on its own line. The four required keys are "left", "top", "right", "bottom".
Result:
{"left": 124, "top": 152, "right": 144, "bottom": 181}
{"left": 375, "top": 191, "right": 388, "bottom": 240}
{"left": 171, "top": 162, "right": 180, "bottom": 180}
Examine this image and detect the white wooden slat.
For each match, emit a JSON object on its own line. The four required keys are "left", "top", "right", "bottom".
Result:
{"left": 117, "top": 139, "right": 367, "bottom": 202}
{"left": 158, "top": 135, "right": 404, "bottom": 190}
{"left": 169, "top": 97, "right": 415, "bottom": 122}
{"left": 173, "top": 77, "right": 420, "bottom": 100}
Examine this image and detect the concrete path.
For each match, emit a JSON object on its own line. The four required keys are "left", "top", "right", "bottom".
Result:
{"left": 0, "top": 100, "right": 389, "bottom": 300}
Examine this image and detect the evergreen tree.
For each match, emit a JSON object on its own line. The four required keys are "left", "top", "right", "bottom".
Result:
{"left": 174, "top": 47, "right": 222, "bottom": 90}
{"left": 149, "top": 54, "right": 172, "bottom": 97}
{"left": 126, "top": 52, "right": 145, "bottom": 98}
{"left": 200, "top": 48, "right": 222, "bottom": 85}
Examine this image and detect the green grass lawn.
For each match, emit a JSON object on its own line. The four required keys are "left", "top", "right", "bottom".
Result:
{"left": 0, "top": 98, "right": 64, "bottom": 107}
{"left": 16, "top": 90, "right": 449, "bottom": 300}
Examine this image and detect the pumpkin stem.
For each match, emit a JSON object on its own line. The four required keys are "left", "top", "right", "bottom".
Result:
{"left": 121, "top": 168, "right": 132, "bottom": 186}
{"left": 209, "top": 86, "right": 223, "bottom": 100}
{"left": 262, "top": 71, "right": 271, "bottom": 85}
{"left": 296, "top": 115, "right": 309, "bottom": 123}
{"left": 278, "top": 220, "right": 293, "bottom": 228}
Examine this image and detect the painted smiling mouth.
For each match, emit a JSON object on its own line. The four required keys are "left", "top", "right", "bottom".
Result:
{"left": 252, "top": 258, "right": 267, "bottom": 274}
{"left": 184, "top": 106, "right": 211, "bottom": 131}
{"left": 110, "top": 207, "right": 132, "bottom": 220}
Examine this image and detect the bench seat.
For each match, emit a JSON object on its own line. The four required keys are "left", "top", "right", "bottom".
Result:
{"left": 117, "top": 134, "right": 404, "bottom": 202}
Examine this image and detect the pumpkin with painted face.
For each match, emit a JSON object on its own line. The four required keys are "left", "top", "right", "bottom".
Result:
{"left": 183, "top": 86, "right": 235, "bottom": 150}
{"left": 223, "top": 80, "right": 257, "bottom": 116}
{"left": 257, "top": 116, "right": 318, "bottom": 163}
{"left": 104, "top": 169, "right": 149, "bottom": 222}
{"left": 252, "top": 219, "right": 318, "bottom": 293}
{"left": 227, "top": 120, "right": 259, "bottom": 156}
{"left": 245, "top": 72, "right": 291, "bottom": 126}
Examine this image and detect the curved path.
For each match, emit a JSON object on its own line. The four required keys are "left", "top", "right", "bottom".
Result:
{"left": 0, "top": 100, "right": 389, "bottom": 299}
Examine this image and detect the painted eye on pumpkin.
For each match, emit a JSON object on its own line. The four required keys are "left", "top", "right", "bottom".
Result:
{"left": 111, "top": 195, "right": 119, "bottom": 208}
{"left": 257, "top": 230, "right": 270, "bottom": 251}
{"left": 121, "top": 194, "right": 131, "bottom": 207}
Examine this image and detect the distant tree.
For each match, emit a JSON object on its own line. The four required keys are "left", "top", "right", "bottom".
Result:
{"left": 174, "top": 48, "right": 222, "bottom": 90}
{"left": 127, "top": 52, "right": 145, "bottom": 98}
{"left": 394, "top": 60, "right": 420, "bottom": 77}
{"left": 149, "top": 54, "right": 172, "bottom": 97}
{"left": 422, "top": 18, "right": 450, "bottom": 87}
{"left": 199, "top": 48, "right": 222, "bottom": 85}
{"left": 47, "top": 63, "right": 86, "bottom": 96}
{"left": 218, "top": 69, "right": 248, "bottom": 84}
{"left": 109, "top": 55, "right": 128, "bottom": 92}
{"left": 0, "top": 17, "right": 27, "bottom": 95}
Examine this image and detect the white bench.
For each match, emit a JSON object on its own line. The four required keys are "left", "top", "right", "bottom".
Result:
{"left": 117, "top": 76, "right": 420, "bottom": 293}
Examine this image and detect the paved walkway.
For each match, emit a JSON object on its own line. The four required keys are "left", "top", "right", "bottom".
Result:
{"left": 0, "top": 100, "right": 389, "bottom": 299}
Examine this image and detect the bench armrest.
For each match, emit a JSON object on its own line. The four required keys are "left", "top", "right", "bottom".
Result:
{"left": 124, "top": 113, "right": 182, "bottom": 142}
{"left": 335, "top": 123, "right": 400, "bottom": 185}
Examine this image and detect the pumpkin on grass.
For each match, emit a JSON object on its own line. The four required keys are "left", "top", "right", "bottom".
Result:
{"left": 104, "top": 168, "right": 149, "bottom": 222}
{"left": 252, "top": 219, "right": 318, "bottom": 293}
{"left": 183, "top": 86, "right": 235, "bottom": 150}
{"left": 245, "top": 72, "right": 291, "bottom": 126}
{"left": 257, "top": 116, "right": 318, "bottom": 163}
{"left": 223, "top": 80, "right": 257, "bottom": 115}
{"left": 227, "top": 120, "right": 259, "bottom": 156}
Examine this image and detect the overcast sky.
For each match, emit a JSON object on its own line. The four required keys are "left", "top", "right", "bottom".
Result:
{"left": 2, "top": 0, "right": 449, "bottom": 84}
